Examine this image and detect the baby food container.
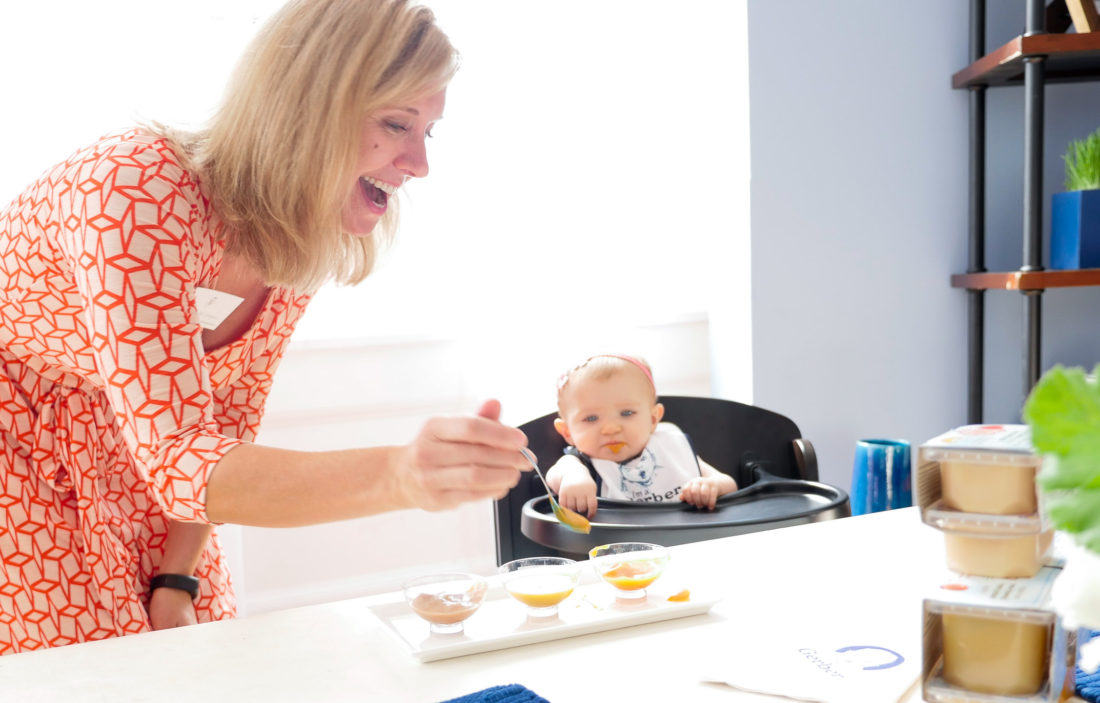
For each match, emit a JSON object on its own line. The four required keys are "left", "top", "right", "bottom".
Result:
{"left": 921, "top": 566, "right": 1077, "bottom": 703}
{"left": 917, "top": 425, "right": 1053, "bottom": 578}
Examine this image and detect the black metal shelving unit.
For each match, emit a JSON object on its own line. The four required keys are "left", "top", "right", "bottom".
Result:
{"left": 952, "top": 0, "right": 1100, "bottom": 423}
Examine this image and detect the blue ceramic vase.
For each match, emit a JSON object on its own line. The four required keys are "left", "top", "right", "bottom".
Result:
{"left": 850, "top": 439, "right": 912, "bottom": 516}
{"left": 1051, "top": 189, "right": 1100, "bottom": 270}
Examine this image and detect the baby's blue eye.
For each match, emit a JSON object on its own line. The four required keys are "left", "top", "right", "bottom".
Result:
{"left": 583, "top": 415, "right": 598, "bottom": 423}
{"left": 621, "top": 410, "right": 636, "bottom": 418}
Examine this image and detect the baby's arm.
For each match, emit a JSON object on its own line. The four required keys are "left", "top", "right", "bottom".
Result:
{"left": 680, "top": 459, "right": 738, "bottom": 510}
{"left": 546, "top": 454, "right": 599, "bottom": 518}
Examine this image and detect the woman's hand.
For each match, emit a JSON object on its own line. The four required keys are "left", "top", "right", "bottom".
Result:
{"left": 398, "top": 399, "right": 530, "bottom": 511}
{"left": 148, "top": 587, "right": 198, "bottom": 630}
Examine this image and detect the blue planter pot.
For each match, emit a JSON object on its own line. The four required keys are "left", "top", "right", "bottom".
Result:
{"left": 1051, "top": 189, "right": 1100, "bottom": 270}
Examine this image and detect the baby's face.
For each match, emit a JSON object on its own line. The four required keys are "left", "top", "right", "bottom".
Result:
{"left": 557, "top": 369, "right": 660, "bottom": 461}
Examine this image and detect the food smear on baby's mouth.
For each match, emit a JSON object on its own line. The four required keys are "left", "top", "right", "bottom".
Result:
{"left": 608, "top": 442, "right": 626, "bottom": 454}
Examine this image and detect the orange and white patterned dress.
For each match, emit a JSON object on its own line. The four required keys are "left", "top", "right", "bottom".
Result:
{"left": 0, "top": 129, "right": 311, "bottom": 653}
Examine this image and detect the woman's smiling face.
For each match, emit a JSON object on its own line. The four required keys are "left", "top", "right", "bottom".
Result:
{"left": 341, "top": 88, "right": 446, "bottom": 237}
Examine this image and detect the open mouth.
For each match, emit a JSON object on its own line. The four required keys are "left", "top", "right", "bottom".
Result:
{"left": 360, "top": 176, "right": 395, "bottom": 209}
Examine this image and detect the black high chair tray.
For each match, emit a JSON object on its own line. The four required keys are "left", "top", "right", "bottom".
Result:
{"left": 520, "top": 474, "right": 850, "bottom": 558}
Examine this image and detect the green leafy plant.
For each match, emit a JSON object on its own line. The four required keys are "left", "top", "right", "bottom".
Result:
{"left": 1023, "top": 364, "right": 1100, "bottom": 551}
{"left": 1064, "top": 127, "right": 1100, "bottom": 191}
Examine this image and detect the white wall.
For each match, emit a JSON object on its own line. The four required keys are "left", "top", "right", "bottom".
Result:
{"left": 293, "top": 0, "right": 751, "bottom": 355}
{"left": 747, "top": 1, "right": 1100, "bottom": 493}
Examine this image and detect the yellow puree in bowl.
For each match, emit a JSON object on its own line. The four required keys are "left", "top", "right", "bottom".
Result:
{"left": 506, "top": 574, "right": 576, "bottom": 608}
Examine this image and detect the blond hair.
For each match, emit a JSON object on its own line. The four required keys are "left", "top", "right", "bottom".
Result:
{"left": 156, "top": 0, "right": 457, "bottom": 292}
{"left": 556, "top": 355, "right": 658, "bottom": 409}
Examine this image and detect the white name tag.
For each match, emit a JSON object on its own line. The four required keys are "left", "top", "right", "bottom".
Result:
{"left": 195, "top": 287, "right": 244, "bottom": 330}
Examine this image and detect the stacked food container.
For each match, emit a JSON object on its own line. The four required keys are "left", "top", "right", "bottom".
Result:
{"left": 915, "top": 424, "right": 1077, "bottom": 703}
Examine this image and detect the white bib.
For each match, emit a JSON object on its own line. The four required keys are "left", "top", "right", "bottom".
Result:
{"left": 591, "top": 423, "right": 700, "bottom": 503}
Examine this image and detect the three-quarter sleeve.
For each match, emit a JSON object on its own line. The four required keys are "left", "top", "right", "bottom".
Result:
{"left": 56, "top": 136, "right": 242, "bottom": 523}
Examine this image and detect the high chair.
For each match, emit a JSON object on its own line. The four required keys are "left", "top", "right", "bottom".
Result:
{"left": 493, "top": 395, "right": 851, "bottom": 564}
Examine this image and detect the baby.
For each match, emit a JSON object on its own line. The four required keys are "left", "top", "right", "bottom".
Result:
{"left": 545, "top": 354, "right": 737, "bottom": 518}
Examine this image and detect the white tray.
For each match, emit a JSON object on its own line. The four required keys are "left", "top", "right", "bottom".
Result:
{"left": 366, "top": 573, "right": 720, "bottom": 662}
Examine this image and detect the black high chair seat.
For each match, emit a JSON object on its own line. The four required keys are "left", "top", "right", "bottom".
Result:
{"left": 493, "top": 396, "right": 851, "bottom": 564}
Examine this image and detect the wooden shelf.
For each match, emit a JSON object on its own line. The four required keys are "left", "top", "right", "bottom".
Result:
{"left": 951, "top": 268, "right": 1100, "bottom": 290}
{"left": 953, "top": 32, "right": 1100, "bottom": 88}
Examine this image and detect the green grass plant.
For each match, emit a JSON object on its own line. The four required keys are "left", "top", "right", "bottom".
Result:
{"left": 1064, "top": 127, "right": 1100, "bottom": 191}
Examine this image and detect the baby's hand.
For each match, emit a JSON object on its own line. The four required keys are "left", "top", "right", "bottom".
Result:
{"left": 557, "top": 472, "right": 598, "bottom": 518}
{"left": 680, "top": 476, "right": 725, "bottom": 511}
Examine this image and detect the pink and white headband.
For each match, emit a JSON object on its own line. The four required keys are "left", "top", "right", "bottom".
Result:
{"left": 556, "top": 354, "right": 655, "bottom": 391}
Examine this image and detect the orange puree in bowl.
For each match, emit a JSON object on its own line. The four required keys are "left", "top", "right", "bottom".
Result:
{"left": 602, "top": 561, "right": 661, "bottom": 590}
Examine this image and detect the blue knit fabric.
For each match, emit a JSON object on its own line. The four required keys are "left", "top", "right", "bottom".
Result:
{"left": 439, "top": 684, "right": 550, "bottom": 703}
{"left": 1079, "top": 630, "right": 1100, "bottom": 702}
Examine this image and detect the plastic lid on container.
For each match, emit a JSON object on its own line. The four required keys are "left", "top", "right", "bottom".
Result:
{"left": 924, "top": 565, "right": 1060, "bottom": 611}
{"left": 919, "top": 425, "right": 1039, "bottom": 466}
{"left": 929, "top": 601, "right": 1055, "bottom": 625}
{"left": 923, "top": 500, "right": 1047, "bottom": 536}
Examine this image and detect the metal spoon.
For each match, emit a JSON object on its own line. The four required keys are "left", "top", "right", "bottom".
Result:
{"left": 519, "top": 448, "right": 592, "bottom": 534}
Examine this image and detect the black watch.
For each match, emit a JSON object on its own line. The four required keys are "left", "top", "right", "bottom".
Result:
{"left": 150, "top": 573, "right": 200, "bottom": 599}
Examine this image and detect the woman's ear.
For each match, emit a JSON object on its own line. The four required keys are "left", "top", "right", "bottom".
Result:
{"left": 652, "top": 402, "right": 665, "bottom": 427}
{"left": 553, "top": 417, "right": 572, "bottom": 443}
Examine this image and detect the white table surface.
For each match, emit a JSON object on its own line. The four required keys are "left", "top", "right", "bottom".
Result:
{"left": 0, "top": 508, "right": 945, "bottom": 702}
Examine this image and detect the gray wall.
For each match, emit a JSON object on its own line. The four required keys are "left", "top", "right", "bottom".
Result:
{"left": 748, "top": 1, "right": 1100, "bottom": 493}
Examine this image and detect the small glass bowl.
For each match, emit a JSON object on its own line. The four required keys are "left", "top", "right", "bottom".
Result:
{"left": 402, "top": 572, "right": 488, "bottom": 635}
{"left": 500, "top": 557, "right": 581, "bottom": 618}
{"left": 588, "top": 542, "right": 669, "bottom": 600}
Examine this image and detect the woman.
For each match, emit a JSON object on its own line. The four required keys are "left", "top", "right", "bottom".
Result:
{"left": 0, "top": 0, "right": 527, "bottom": 654}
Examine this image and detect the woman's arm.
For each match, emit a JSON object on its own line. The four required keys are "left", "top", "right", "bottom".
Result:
{"left": 205, "top": 399, "right": 529, "bottom": 527}
{"left": 148, "top": 521, "right": 210, "bottom": 629}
